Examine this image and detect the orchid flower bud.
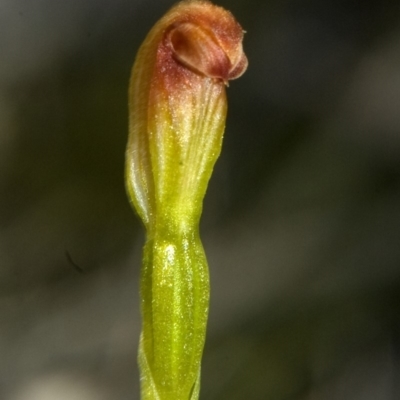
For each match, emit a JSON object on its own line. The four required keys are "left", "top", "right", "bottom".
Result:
{"left": 125, "top": 1, "right": 247, "bottom": 399}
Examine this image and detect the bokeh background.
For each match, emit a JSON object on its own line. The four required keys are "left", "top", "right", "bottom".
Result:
{"left": 1, "top": 0, "right": 400, "bottom": 399}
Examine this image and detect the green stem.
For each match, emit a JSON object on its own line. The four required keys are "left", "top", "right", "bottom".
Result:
{"left": 139, "top": 227, "right": 209, "bottom": 400}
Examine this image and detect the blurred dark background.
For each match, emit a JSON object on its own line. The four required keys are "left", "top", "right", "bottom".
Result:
{"left": 1, "top": 0, "right": 400, "bottom": 399}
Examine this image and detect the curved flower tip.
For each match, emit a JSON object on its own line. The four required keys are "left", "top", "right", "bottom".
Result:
{"left": 127, "top": 0, "right": 248, "bottom": 230}
{"left": 166, "top": 3, "right": 248, "bottom": 82}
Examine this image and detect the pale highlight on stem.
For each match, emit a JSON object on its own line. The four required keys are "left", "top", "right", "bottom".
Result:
{"left": 126, "top": 1, "right": 247, "bottom": 399}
